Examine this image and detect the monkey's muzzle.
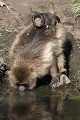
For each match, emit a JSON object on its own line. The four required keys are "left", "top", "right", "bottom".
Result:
{"left": 18, "top": 85, "right": 26, "bottom": 91}
{"left": 16, "top": 83, "right": 27, "bottom": 91}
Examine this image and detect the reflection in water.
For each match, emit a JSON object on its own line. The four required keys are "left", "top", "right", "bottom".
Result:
{"left": 0, "top": 87, "right": 80, "bottom": 120}
{"left": 7, "top": 90, "right": 63, "bottom": 120}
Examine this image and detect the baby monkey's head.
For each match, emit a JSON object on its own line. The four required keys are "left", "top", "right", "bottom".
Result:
{"left": 32, "top": 12, "right": 60, "bottom": 28}
{"left": 9, "top": 64, "right": 37, "bottom": 91}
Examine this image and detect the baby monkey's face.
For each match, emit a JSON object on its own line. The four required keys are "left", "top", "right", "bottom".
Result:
{"left": 32, "top": 12, "right": 60, "bottom": 28}
{"left": 34, "top": 17, "right": 42, "bottom": 27}
{"left": 32, "top": 13, "right": 45, "bottom": 28}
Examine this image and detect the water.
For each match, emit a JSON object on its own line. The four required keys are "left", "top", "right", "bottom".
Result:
{"left": 0, "top": 30, "right": 80, "bottom": 120}
{"left": 0, "top": 84, "right": 80, "bottom": 120}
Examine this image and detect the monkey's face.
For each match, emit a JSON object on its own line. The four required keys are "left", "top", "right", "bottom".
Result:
{"left": 32, "top": 12, "right": 60, "bottom": 28}
{"left": 9, "top": 65, "right": 37, "bottom": 91}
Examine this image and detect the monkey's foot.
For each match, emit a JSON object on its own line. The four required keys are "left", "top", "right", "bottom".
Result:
{"left": 51, "top": 74, "right": 70, "bottom": 88}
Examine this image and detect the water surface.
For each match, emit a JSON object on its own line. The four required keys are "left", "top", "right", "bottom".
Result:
{"left": 0, "top": 84, "right": 80, "bottom": 120}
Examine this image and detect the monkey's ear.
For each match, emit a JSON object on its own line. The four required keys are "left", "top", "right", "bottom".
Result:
{"left": 32, "top": 13, "right": 45, "bottom": 27}
{"left": 52, "top": 14, "right": 61, "bottom": 25}
{"left": 55, "top": 16, "right": 61, "bottom": 23}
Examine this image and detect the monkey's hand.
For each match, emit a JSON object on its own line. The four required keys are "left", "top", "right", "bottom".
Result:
{"left": 51, "top": 74, "right": 70, "bottom": 88}
{"left": 50, "top": 75, "right": 60, "bottom": 88}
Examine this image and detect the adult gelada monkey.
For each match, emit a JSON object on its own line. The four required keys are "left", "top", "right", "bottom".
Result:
{"left": 9, "top": 1, "right": 73, "bottom": 91}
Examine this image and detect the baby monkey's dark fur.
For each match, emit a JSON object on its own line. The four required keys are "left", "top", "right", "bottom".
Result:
{"left": 9, "top": 11, "right": 73, "bottom": 90}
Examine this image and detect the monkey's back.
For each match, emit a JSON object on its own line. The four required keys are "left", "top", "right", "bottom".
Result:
{"left": 12, "top": 25, "right": 56, "bottom": 77}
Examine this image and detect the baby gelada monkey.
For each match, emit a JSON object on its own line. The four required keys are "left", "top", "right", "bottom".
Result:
{"left": 9, "top": 3, "right": 73, "bottom": 91}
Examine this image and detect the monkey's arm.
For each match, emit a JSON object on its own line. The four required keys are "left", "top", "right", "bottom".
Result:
{"left": 50, "top": 64, "right": 59, "bottom": 86}
{"left": 57, "top": 53, "right": 67, "bottom": 74}
{"left": 50, "top": 55, "right": 70, "bottom": 88}
{"left": 55, "top": 23, "right": 68, "bottom": 74}
{"left": 50, "top": 24, "right": 72, "bottom": 87}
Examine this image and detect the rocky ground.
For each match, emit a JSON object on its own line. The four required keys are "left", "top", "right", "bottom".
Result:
{"left": 0, "top": 0, "right": 80, "bottom": 88}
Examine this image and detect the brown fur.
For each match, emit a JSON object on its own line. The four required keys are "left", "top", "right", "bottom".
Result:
{"left": 9, "top": 11, "right": 72, "bottom": 90}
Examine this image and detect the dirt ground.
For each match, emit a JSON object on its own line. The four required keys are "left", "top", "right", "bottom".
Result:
{"left": 0, "top": 0, "right": 80, "bottom": 87}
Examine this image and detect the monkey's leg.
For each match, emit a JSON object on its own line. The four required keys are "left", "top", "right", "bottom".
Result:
{"left": 50, "top": 64, "right": 60, "bottom": 87}
{"left": 57, "top": 53, "right": 67, "bottom": 75}
{"left": 56, "top": 53, "right": 71, "bottom": 87}
{"left": 50, "top": 54, "right": 70, "bottom": 88}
